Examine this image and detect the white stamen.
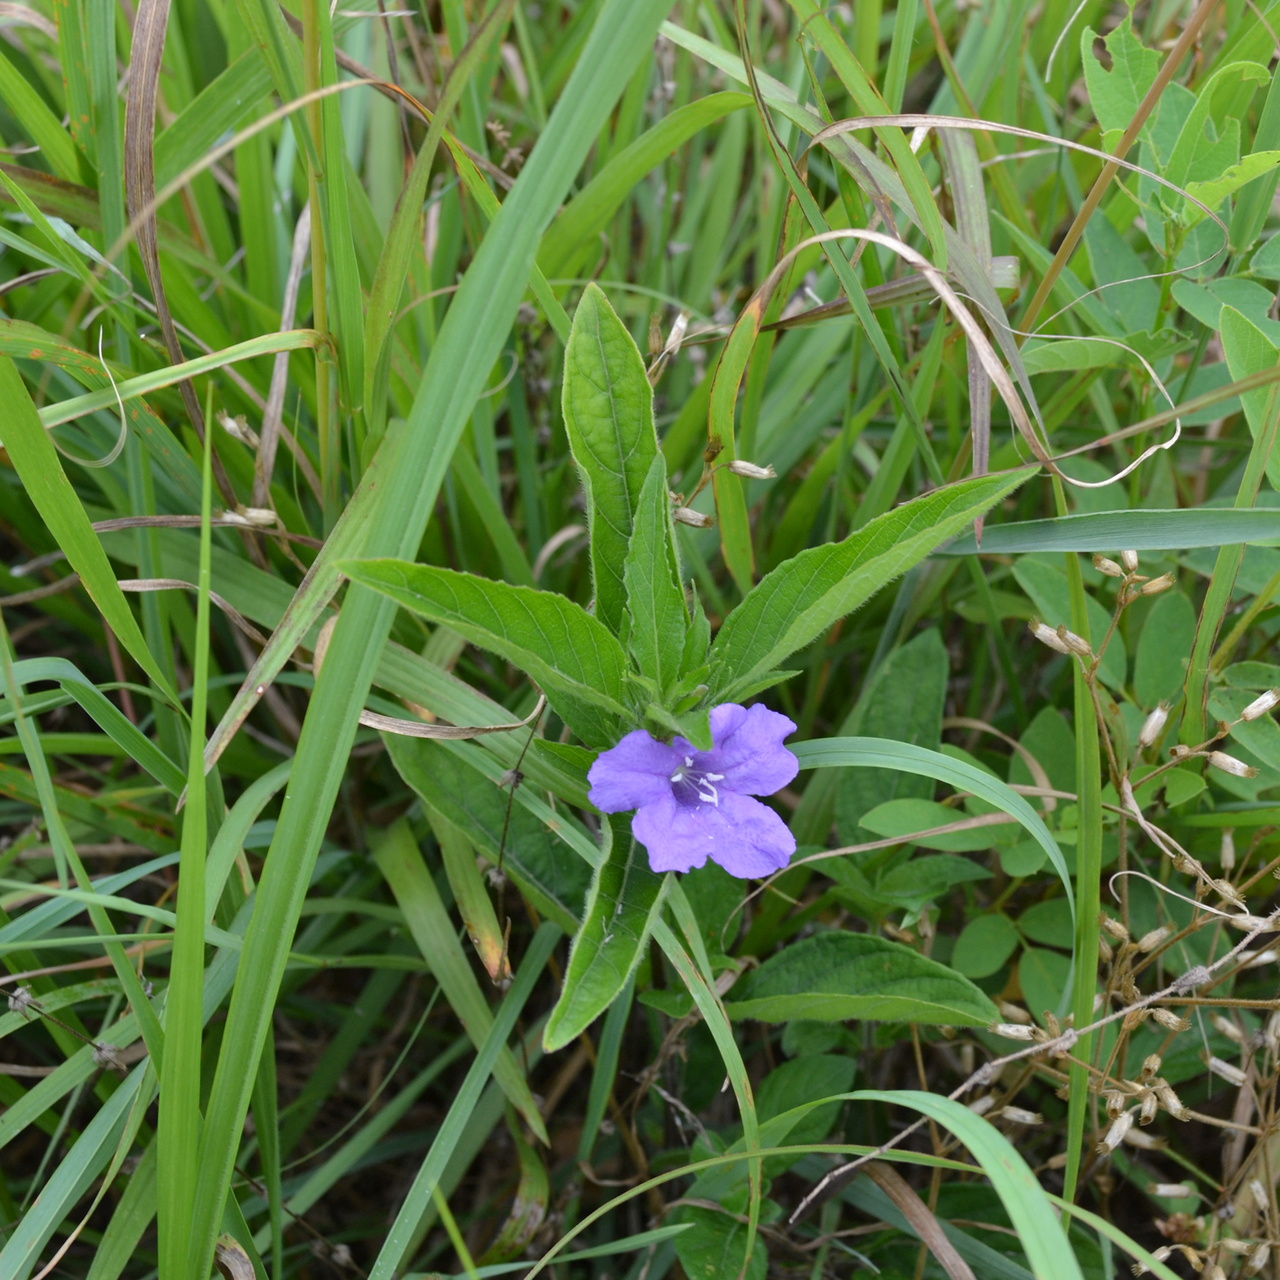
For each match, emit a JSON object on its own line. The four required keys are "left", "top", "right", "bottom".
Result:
{"left": 684, "top": 756, "right": 693, "bottom": 767}
{"left": 705, "top": 772, "right": 723, "bottom": 782}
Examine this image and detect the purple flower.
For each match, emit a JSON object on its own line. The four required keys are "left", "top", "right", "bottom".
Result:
{"left": 587, "top": 703, "right": 799, "bottom": 879}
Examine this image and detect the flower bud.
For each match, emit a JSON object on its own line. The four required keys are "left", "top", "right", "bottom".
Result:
{"left": 1221, "top": 829, "right": 1236, "bottom": 871}
{"left": 1029, "top": 619, "right": 1071, "bottom": 654}
{"left": 1241, "top": 688, "right": 1280, "bottom": 721}
{"left": 1140, "top": 572, "right": 1175, "bottom": 595}
{"left": 1244, "top": 948, "right": 1278, "bottom": 968}
{"left": 1155, "top": 1082, "right": 1188, "bottom": 1118}
{"left": 1056, "top": 624, "right": 1092, "bottom": 656}
{"left": 672, "top": 506, "right": 714, "bottom": 529}
{"left": 1208, "top": 1056, "right": 1247, "bottom": 1087}
{"left": 1098, "top": 1110, "right": 1133, "bottom": 1151}
{"left": 999, "top": 1105, "right": 1042, "bottom": 1125}
{"left": 726, "top": 459, "right": 776, "bottom": 479}
{"left": 1121, "top": 550, "right": 1139, "bottom": 572}
{"left": 967, "top": 1094, "right": 995, "bottom": 1116}
{"left": 1093, "top": 554, "right": 1126, "bottom": 578}
{"left": 1210, "top": 751, "right": 1258, "bottom": 779}
{"left": 1152, "top": 1008, "right": 1189, "bottom": 1032}
{"left": 1250, "top": 1178, "right": 1269, "bottom": 1212}
{"left": 1149, "top": 1183, "right": 1195, "bottom": 1199}
{"left": 1138, "top": 703, "right": 1170, "bottom": 748}
{"left": 992, "top": 1023, "right": 1036, "bottom": 1040}
{"left": 997, "top": 1000, "right": 1031, "bottom": 1024}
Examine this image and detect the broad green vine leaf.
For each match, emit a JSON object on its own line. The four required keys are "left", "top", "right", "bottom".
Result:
{"left": 1081, "top": 17, "right": 1159, "bottom": 150}
{"left": 1223, "top": 304, "right": 1280, "bottom": 490}
{"left": 562, "top": 281, "right": 661, "bottom": 637}
{"left": 543, "top": 816, "right": 667, "bottom": 1052}
{"left": 706, "top": 471, "right": 1029, "bottom": 706}
{"left": 1185, "top": 151, "right": 1280, "bottom": 224}
{"left": 725, "top": 933, "right": 998, "bottom": 1026}
{"left": 340, "top": 558, "right": 633, "bottom": 747}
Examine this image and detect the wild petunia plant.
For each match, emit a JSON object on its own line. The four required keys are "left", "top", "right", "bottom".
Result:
{"left": 341, "top": 282, "right": 1030, "bottom": 1052}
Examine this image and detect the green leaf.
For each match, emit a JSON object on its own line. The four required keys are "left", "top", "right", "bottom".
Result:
{"left": 707, "top": 472, "right": 1028, "bottom": 704}
{"left": 562, "top": 282, "right": 661, "bottom": 637}
{"left": 872, "top": 854, "right": 992, "bottom": 909}
{"left": 339, "top": 559, "right": 633, "bottom": 747}
{"left": 859, "top": 799, "right": 996, "bottom": 851}
{"left": 1134, "top": 590, "right": 1196, "bottom": 707}
{"left": 1187, "top": 151, "right": 1280, "bottom": 222}
{"left": 793, "top": 737, "right": 1073, "bottom": 923}
{"left": 543, "top": 816, "right": 668, "bottom": 1052}
{"left": 371, "top": 820, "right": 548, "bottom": 1142}
{"left": 0, "top": 359, "right": 176, "bottom": 700}
{"left": 538, "top": 91, "right": 751, "bottom": 279}
{"left": 852, "top": 1091, "right": 1086, "bottom": 1280}
{"left": 835, "top": 629, "right": 947, "bottom": 843}
{"left": 1081, "top": 16, "right": 1159, "bottom": 143}
{"left": 1165, "top": 62, "right": 1269, "bottom": 198}
{"left": 1172, "top": 277, "right": 1280, "bottom": 343}
{"left": 1017, "top": 899, "right": 1074, "bottom": 950}
{"left": 952, "top": 915, "right": 1019, "bottom": 978}
{"left": 1019, "top": 946, "right": 1072, "bottom": 1025}
{"left": 384, "top": 736, "right": 591, "bottom": 932}
{"left": 1019, "top": 337, "right": 1129, "bottom": 375}
{"left": 1210, "top": 686, "right": 1280, "bottom": 770}
{"left": 943, "top": 506, "right": 1280, "bottom": 554}
{"left": 726, "top": 933, "right": 998, "bottom": 1026}
{"left": 624, "top": 455, "right": 687, "bottom": 693}
{"left": 1223, "top": 304, "right": 1280, "bottom": 491}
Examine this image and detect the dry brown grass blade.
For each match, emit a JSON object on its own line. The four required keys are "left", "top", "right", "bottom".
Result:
{"left": 124, "top": 0, "right": 237, "bottom": 510}
{"left": 254, "top": 206, "right": 312, "bottom": 508}
{"left": 863, "top": 1163, "right": 976, "bottom": 1280}
{"left": 117, "top": 577, "right": 268, "bottom": 645}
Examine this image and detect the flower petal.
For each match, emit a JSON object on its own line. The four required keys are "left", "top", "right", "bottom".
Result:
{"left": 632, "top": 793, "right": 712, "bottom": 873}
{"left": 708, "top": 792, "right": 795, "bottom": 878}
{"left": 700, "top": 703, "right": 799, "bottom": 797}
{"left": 587, "top": 730, "right": 680, "bottom": 813}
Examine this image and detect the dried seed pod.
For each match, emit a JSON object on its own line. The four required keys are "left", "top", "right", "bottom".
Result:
{"left": 726, "top": 459, "right": 777, "bottom": 480}
{"left": 1140, "top": 1054, "right": 1163, "bottom": 1079}
{"left": 672, "top": 506, "right": 714, "bottom": 529}
{"left": 1168, "top": 743, "right": 1193, "bottom": 760}
{"left": 1137, "top": 925, "right": 1172, "bottom": 952}
{"left": 1265, "top": 1010, "right": 1280, "bottom": 1052}
{"left": 1206, "top": 1267, "right": 1227, "bottom": 1280}
{"left": 1099, "top": 936, "right": 1114, "bottom": 963}
{"left": 1139, "top": 572, "right": 1175, "bottom": 596}
{"left": 999, "top": 1105, "right": 1043, "bottom": 1125}
{"left": 1138, "top": 703, "right": 1171, "bottom": 749}
{"left": 1149, "top": 1182, "right": 1195, "bottom": 1199}
{"left": 1220, "top": 829, "right": 1236, "bottom": 870}
{"left": 1221, "top": 1241, "right": 1253, "bottom": 1257}
{"left": 1155, "top": 1082, "right": 1188, "bottom": 1118}
{"left": 1105, "top": 1090, "right": 1127, "bottom": 1118}
{"left": 992, "top": 1023, "right": 1036, "bottom": 1040}
{"left": 1094, "top": 554, "right": 1126, "bottom": 578}
{"left": 1208, "top": 1056, "right": 1247, "bottom": 1086}
{"left": 1211, "top": 1014, "right": 1245, "bottom": 1045}
{"left": 1029, "top": 619, "right": 1072, "bottom": 654}
{"left": 1100, "top": 915, "right": 1131, "bottom": 943}
{"left": 997, "top": 1000, "right": 1032, "bottom": 1025}
{"left": 1139, "top": 1090, "right": 1159, "bottom": 1124}
{"left": 1121, "top": 550, "right": 1140, "bottom": 573}
{"left": 1209, "top": 751, "right": 1259, "bottom": 779}
{"left": 1123, "top": 1126, "right": 1163, "bottom": 1149}
{"left": 1056, "top": 624, "right": 1092, "bottom": 656}
{"left": 1246, "top": 1243, "right": 1270, "bottom": 1276}
{"left": 1211, "top": 878, "right": 1246, "bottom": 908}
{"left": 1249, "top": 1179, "right": 1269, "bottom": 1213}
{"left": 1099, "top": 1110, "right": 1134, "bottom": 1151}
{"left": 1241, "top": 688, "right": 1280, "bottom": 721}
{"left": 967, "top": 1094, "right": 996, "bottom": 1116}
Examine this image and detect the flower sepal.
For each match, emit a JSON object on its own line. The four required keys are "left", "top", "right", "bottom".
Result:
{"left": 644, "top": 702, "right": 714, "bottom": 751}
